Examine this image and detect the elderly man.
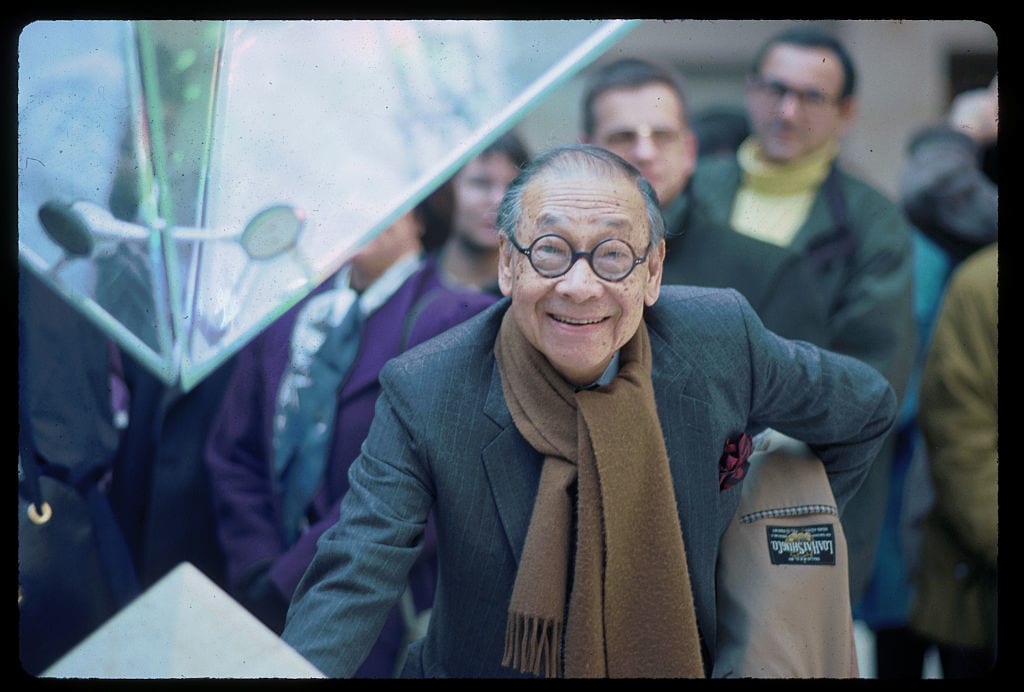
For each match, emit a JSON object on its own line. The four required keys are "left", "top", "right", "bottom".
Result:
{"left": 282, "top": 144, "right": 896, "bottom": 678}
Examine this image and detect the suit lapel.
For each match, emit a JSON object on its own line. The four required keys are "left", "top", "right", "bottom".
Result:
{"left": 334, "top": 273, "right": 424, "bottom": 410}
{"left": 647, "top": 309, "right": 720, "bottom": 543}
{"left": 650, "top": 322, "right": 709, "bottom": 516}
{"left": 480, "top": 362, "right": 543, "bottom": 565}
{"left": 647, "top": 314, "right": 699, "bottom": 431}
{"left": 692, "top": 165, "right": 837, "bottom": 318}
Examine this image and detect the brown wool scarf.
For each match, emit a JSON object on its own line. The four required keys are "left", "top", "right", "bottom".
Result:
{"left": 494, "top": 310, "right": 705, "bottom": 678}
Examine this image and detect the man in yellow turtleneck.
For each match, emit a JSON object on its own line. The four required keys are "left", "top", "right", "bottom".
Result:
{"left": 688, "top": 25, "right": 916, "bottom": 616}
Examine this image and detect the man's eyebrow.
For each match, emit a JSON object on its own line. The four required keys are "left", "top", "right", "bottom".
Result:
{"left": 600, "top": 217, "right": 631, "bottom": 231}
{"left": 536, "top": 212, "right": 633, "bottom": 232}
{"left": 536, "top": 213, "right": 566, "bottom": 229}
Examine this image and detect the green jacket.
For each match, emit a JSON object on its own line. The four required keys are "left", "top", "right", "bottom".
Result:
{"left": 676, "top": 155, "right": 916, "bottom": 405}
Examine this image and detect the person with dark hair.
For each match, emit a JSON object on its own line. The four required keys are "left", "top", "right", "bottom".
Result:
{"left": 749, "top": 24, "right": 859, "bottom": 101}
{"left": 204, "top": 204, "right": 496, "bottom": 677}
{"left": 687, "top": 25, "right": 917, "bottom": 611}
{"left": 580, "top": 57, "right": 697, "bottom": 238}
{"left": 423, "top": 130, "right": 531, "bottom": 295}
{"left": 901, "top": 76, "right": 998, "bottom": 264}
{"left": 280, "top": 144, "right": 897, "bottom": 678}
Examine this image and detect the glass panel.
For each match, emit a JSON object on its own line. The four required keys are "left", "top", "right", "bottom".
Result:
{"left": 18, "top": 20, "right": 176, "bottom": 380}
{"left": 18, "top": 19, "right": 637, "bottom": 389}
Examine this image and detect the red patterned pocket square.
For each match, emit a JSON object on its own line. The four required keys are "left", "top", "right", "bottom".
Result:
{"left": 719, "top": 433, "right": 753, "bottom": 491}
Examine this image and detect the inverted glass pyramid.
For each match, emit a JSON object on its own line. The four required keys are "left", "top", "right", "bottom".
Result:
{"left": 18, "top": 19, "right": 636, "bottom": 390}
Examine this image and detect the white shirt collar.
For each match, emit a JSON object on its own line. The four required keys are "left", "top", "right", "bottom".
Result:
{"left": 326, "top": 251, "right": 422, "bottom": 325}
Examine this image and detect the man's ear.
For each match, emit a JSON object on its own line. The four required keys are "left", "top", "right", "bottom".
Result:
{"left": 497, "top": 235, "right": 514, "bottom": 297}
{"left": 644, "top": 239, "right": 666, "bottom": 307}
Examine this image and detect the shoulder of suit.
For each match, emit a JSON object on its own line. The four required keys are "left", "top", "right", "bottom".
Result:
{"left": 649, "top": 286, "right": 753, "bottom": 337}
{"left": 656, "top": 284, "right": 745, "bottom": 308}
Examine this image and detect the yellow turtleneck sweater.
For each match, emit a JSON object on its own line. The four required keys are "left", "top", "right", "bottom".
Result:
{"left": 730, "top": 137, "right": 839, "bottom": 247}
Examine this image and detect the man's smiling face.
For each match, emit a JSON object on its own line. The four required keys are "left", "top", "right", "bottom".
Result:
{"left": 498, "top": 163, "right": 664, "bottom": 386}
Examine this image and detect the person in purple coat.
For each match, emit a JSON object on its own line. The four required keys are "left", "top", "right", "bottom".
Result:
{"left": 204, "top": 205, "right": 497, "bottom": 677}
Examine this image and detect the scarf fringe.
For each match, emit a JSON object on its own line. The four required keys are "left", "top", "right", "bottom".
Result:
{"left": 502, "top": 612, "right": 563, "bottom": 678}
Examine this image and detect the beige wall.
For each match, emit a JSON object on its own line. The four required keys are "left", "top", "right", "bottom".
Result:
{"left": 516, "top": 19, "right": 998, "bottom": 200}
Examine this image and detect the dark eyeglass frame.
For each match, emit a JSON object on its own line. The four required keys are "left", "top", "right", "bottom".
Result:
{"left": 509, "top": 233, "right": 651, "bottom": 282}
{"left": 748, "top": 75, "right": 845, "bottom": 109}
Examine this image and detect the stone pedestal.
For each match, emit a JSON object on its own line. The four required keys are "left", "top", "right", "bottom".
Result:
{"left": 42, "top": 562, "right": 325, "bottom": 678}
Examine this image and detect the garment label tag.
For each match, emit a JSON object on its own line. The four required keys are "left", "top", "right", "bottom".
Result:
{"left": 765, "top": 524, "right": 837, "bottom": 565}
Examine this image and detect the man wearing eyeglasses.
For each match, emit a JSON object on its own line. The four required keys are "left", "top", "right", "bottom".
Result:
{"left": 687, "top": 26, "right": 916, "bottom": 610}
{"left": 281, "top": 144, "right": 897, "bottom": 678}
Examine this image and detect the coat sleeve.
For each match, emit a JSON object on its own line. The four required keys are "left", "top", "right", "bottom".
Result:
{"left": 281, "top": 375, "right": 434, "bottom": 678}
{"left": 734, "top": 290, "right": 899, "bottom": 514}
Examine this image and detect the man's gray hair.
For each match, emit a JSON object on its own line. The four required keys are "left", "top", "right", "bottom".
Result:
{"left": 496, "top": 144, "right": 665, "bottom": 248}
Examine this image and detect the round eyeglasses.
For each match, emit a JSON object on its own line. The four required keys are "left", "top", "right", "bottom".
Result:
{"left": 510, "top": 233, "right": 651, "bottom": 282}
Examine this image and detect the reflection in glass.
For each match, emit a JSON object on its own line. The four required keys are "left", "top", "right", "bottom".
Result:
{"left": 19, "top": 19, "right": 637, "bottom": 389}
